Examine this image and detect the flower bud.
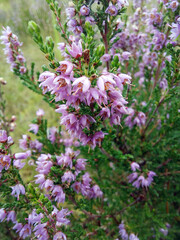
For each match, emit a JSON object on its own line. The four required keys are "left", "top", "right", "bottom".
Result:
{"left": 28, "top": 21, "right": 41, "bottom": 35}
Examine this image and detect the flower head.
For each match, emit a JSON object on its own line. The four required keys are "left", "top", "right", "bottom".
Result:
{"left": 11, "top": 184, "right": 25, "bottom": 200}
{"left": 80, "top": 5, "right": 90, "bottom": 16}
{"left": 67, "top": 40, "right": 82, "bottom": 58}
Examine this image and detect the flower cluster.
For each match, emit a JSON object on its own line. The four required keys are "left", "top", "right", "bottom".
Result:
{"left": 119, "top": 221, "right": 139, "bottom": 240}
{"left": 128, "top": 162, "right": 156, "bottom": 189}
{"left": 39, "top": 54, "right": 132, "bottom": 148}
{"left": 0, "top": 27, "right": 27, "bottom": 73}
{"left": 35, "top": 147, "right": 103, "bottom": 202}
{"left": 0, "top": 207, "right": 70, "bottom": 240}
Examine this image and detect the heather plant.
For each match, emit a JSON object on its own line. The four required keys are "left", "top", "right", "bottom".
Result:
{"left": 0, "top": 0, "right": 180, "bottom": 239}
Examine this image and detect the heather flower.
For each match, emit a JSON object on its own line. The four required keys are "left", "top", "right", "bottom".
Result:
{"left": 36, "top": 108, "right": 45, "bottom": 117}
{"left": 122, "top": 51, "right": 131, "bottom": 60}
{"left": 6, "top": 211, "right": 16, "bottom": 223}
{"left": 28, "top": 210, "right": 44, "bottom": 225}
{"left": 16, "top": 54, "right": 25, "bottom": 62}
{"left": 42, "top": 179, "right": 54, "bottom": 191}
{"left": 19, "top": 224, "right": 31, "bottom": 239}
{"left": 98, "top": 108, "right": 111, "bottom": 119}
{"left": 56, "top": 208, "right": 71, "bottom": 226}
{"left": 35, "top": 174, "right": 46, "bottom": 187}
{"left": 117, "top": 0, "right": 129, "bottom": 9}
{"left": 66, "top": 7, "right": 76, "bottom": 18}
{"left": 15, "top": 150, "right": 31, "bottom": 159}
{"left": 29, "top": 124, "right": 39, "bottom": 134}
{"left": 71, "top": 182, "right": 82, "bottom": 193}
{"left": 33, "top": 222, "right": 48, "bottom": 239}
{"left": 11, "top": 184, "right": 25, "bottom": 200}
{"left": 105, "top": 5, "right": 118, "bottom": 16}
{"left": 66, "top": 40, "right": 82, "bottom": 58}
{"left": 101, "top": 53, "right": 111, "bottom": 62}
{"left": 169, "top": 22, "right": 180, "bottom": 41}
{"left": 159, "top": 228, "right": 168, "bottom": 236}
{"left": 80, "top": 5, "right": 90, "bottom": 16}
{"left": 19, "top": 135, "right": 28, "bottom": 150}
{"left": 86, "top": 16, "right": 96, "bottom": 25}
{"left": 13, "top": 159, "right": 26, "bottom": 169}
{"left": 92, "top": 131, "right": 106, "bottom": 148}
{"left": 119, "top": 221, "right": 128, "bottom": 240}
{"left": 39, "top": 71, "right": 56, "bottom": 94}
{"left": 75, "top": 158, "right": 87, "bottom": 171}
{"left": 67, "top": 19, "right": 77, "bottom": 29}
{"left": 0, "top": 130, "right": 8, "bottom": 142}
{"left": 92, "top": 185, "right": 103, "bottom": 198}
{"left": 61, "top": 171, "right": 75, "bottom": 183}
{"left": 128, "top": 172, "right": 138, "bottom": 183}
{"left": 0, "top": 154, "right": 11, "bottom": 171}
{"left": 20, "top": 66, "right": 27, "bottom": 75}
{"left": 30, "top": 139, "right": 43, "bottom": 152}
{"left": 72, "top": 76, "right": 91, "bottom": 93}
{"left": 53, "top": 232, "right": 67, "bottom": 240}
{"left": 159, "top": 79, "right": 168, "bottom": 90}
{"left": 169, "top": 1, "right": 179, "bottom": 11}
{"left": 137, "top": 175, "right": 149, "bottom": 188}
{"left": 117, "top": 73, "right": 132, "bottom": 85}
{"left": 36, "top": 158, "right": 53, "bottom": 175}
{"left": 52, "top": 186, "right": 65, "bottom": 203}
{"left": 129, "top": 233, "right": 139, "bottom": 240}
{"left": 0, "top": 209, "right": 6, "bottom": 222}
{"left": 56, "top": 61, "right": 73, "bottom": 75}
{"left": 97, "top": 74, "right": 116, "bottom": 91}
{"left": 131, "top": 162, "right": 140, "bottom": 171}
{"left": 12, "top": 222, "right": 23, "bottom": 233}
{"left": 47, "top": 127, "right": 57, "bottom": 143}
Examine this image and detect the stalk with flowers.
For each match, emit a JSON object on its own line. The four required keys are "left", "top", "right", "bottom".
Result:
{"left": 0, "top": 0, "right": 180, "bottom": 239}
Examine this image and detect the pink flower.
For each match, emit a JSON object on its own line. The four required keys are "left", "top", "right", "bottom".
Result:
{"left": 15, "top": 150, "right": 31, "bottom": 159}
{"left": 61, "top": 171, "right": 75, "bottom": 183}
{"left": 13, "top": 159, "right": 26, "bottom": 169}
{"left": 67, "top": 40, "right": 82, "bottom": 58}
{"left": 6, "top": 211, "right": 16, "bottom": 223}
{"left": 66, "top": 7, "right": 76, "bottom": 19}
{"left": 39, "top": 71, "right": 56, "bottom": 94}
{"left": 0, "top": 130, "right": 8, "bottom": 143}
{"left": 169, "top": 22, "right": 180, "bottom": 41}
{"left": 47, "top": 127, "right": 57, "bottom": 143}
{"left": 117, "top": 73, "right": 132, "bottom": 85}
{"left": 56, "top": 61, "right": 73, "bottom": 75}
{"left": 29, "top": 124, "right": 39, "bottom": 134}
{"left": 0, "top": 154, "right": 11, "bottom": 171}
{"left": 53, "top": 232, "right": 67, "bottom": 240}
{"left": 169, "top": 1, "right": 179, "bottom": 12}
{"left": 72, "top": 76, "right": 91, "bottom": 93}
{"left": 42, "top": 179, "right": 54, "bottom": 191}
{"left": 101, "top": 54, "right": 111, "bottom": 62}
{"left": 80, "top": 5, "right": 90, "bottom": 16}
{"left": 97, "top": 74, "right": 116, "bottom": 91}
{"left": 36, "top": 109, "right": 44, "bottom": 117}
{"left": 0, "top": 209, "right": 6, "bottom": 222}
{"left": 11, "top": 184, "right": 25, "bottom": 200}
{"left": 92, "top": 185, "right": 103, "bottom": 198}
{"left": 34, "top": 174, "right": 46, "bottom": 187}
{"left": 19, "top": 135, "right": 28, "bottom": 150}
{"left": 52, "top": 186, "right": 65, "bottom": 203}
{"left": 131, "top": 162, "right": 140, "bottom": 172}
{"left": 105, "top": 5, "right": 118, "bottom": 16}
{"left": 19, "top": 224, "right": 31, "bottom": 239}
